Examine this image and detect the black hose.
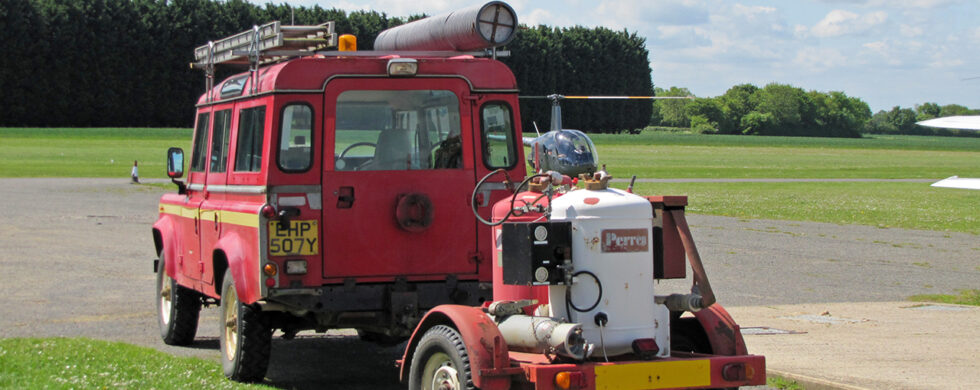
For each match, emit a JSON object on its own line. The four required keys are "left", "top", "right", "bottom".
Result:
{"left": 566, "top": 270, "right": 602, "bottom": 313}
{"left": 471, "top": 169, "right": 510, "bottom": 226}
{"left": 472, "top": 171, "right": 549, "bottom": 226}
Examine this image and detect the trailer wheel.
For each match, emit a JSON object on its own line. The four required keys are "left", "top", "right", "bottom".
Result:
{"left": 156, "top": 252, "right": 201, "bottom": 345}
{"left": 220, "top": 269, "right": 271, "bottom": 382}
{"left": 408, "top": 325, "right": 474, "bottom": 390}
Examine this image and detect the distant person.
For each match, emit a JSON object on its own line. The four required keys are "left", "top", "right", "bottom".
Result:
{"left": 131, "top": 160, "right": 140, "bottom": 184}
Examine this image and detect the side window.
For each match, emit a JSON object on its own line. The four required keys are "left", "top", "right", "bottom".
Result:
{"left": 481, "top": 103, "right": 517, "bottom": 169}
{"left": 278, "top": 104, "right": 313, "bottom": 172}
{"left": 209, "top": 109, "right": 232, "bottom": 173}
{"left": 190, "top": 112, "right": 210, "bottom": 172}
{"left": 234, "top": 106, "right": 266, "bottom": 172}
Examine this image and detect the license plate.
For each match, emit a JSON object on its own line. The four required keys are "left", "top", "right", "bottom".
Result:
{"left": 268, "top": 220, "right": 318, "bottom": 256}
{"left": 594, "top": 359, "right": 710, "bottom": 390}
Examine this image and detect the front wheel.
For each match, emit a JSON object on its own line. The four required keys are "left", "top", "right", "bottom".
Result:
{"left": 219, "top": 269, "right": 272, "bottom": 382}
{"left": 156, "top": 252, "right": 201, "bottom": 345}
{"left": 408, "top": 325, "right": 474, "bottom": 390}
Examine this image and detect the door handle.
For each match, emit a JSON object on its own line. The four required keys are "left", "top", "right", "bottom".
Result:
{"left": 336, "top": 186, "right": 355, "bottom": 209}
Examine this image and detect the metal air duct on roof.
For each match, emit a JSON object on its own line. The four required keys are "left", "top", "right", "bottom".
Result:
{"left": 373, "top": 1, "right": 518, "bottom": 51}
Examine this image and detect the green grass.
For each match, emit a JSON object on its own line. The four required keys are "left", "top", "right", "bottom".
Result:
{"left": 618, "top": 181, "right": 980, "bottom": 234}
{"left": 908, "top": 289, "right": 980, "bottom": 306}
{"left": 767, "top": 376, "right": 805, "bottom": 390}
{"left": 0, "top": 128, "right": 190, "bottom": 179}
{"left": 591, "top": 133, "right": 980, "bottom": 179}
{"left": 0, "top": 337, "right": 269, "bottom": 389}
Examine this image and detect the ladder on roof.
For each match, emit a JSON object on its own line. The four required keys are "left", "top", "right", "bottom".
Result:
{"left": 192, "top": 21, "right": 338, "bottom": 102}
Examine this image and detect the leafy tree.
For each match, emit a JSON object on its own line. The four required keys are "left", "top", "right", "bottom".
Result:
{"left": 939, "top": 104, "right": 979, "bottom": 117}
{"left": 652, "top": 87, "right": 693, "bottom": 127}
{"left": 915, "top": 102, "right": 941, "bottom": 121}
{"left": 740, "top": 111, "right": 775, "bottom": 135}
{"left": 717, "top": 84, "right": 758, "bottom": 134}
{"left": 685, "top": 98, "right": 725, "bottom": 132}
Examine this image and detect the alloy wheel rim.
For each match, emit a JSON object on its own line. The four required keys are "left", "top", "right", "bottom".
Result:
{"left": 223, "top": 288, "right": 239, "bottom": 361}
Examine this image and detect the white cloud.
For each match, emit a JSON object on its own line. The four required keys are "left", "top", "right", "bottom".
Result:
{"left": 899, "top": 24, "right": 923, "bottom": 37}
{"left": 817, "top": 0, "right": 959, "bottom": 8}
{"left": 811, "top": 9, "right": 887, "bottom": 37}
{"left": 793, "top": 47, "right": 848, "bottom": 71}
{"left": 522, "top": 9, "right": 555, "bottom": 26}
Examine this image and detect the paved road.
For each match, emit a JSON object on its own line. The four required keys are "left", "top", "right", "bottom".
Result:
{"left": 0, "top": 178, "right": 976, "bottom": 389}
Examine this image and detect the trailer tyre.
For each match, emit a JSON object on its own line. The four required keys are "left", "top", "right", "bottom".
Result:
{"left": 156, "top": 252, "right": 201, "bottom": 345}
{"left": 220, "top": 269, "right": 271, "bottom": 382}
{"left": 408, "top": 325, "right": 474, "bottom": 390}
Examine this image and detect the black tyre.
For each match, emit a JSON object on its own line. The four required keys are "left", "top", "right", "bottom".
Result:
{"left": 408, "top": 325, "right": 474, "bottom": 390}
{"left": 156, "top": 252, "right": 201, "bottom": 345}
{"left": 219, "top": 269, "right": 271, "bottom": 382}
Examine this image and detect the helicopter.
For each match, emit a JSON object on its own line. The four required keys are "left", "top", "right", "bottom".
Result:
{"left": 518, "top": 94, "right": 693, "bottom": 177}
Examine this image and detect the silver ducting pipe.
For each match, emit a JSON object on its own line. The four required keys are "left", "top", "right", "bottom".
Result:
{"left": 655, "top": 294, "right": 704, "bottom": 313}
{"left": 374, "top": 1, "right": 518, "bottom": 51}
{"left": 496, "top": 315, "right": 593, "bottom": 360}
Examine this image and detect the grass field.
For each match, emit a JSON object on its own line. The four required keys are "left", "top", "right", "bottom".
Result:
{"left": 2, "top": 127, "right": 977, "bottom": 233}
{"left": 592, "top": 132, "right": 980, "bottom": 179}
{"left": 0, "top": 337, "right": 268, "bottom": 389}
{"left": 621, "top": 181, "right": 980, "bottom": 234}
{"left": 0, "top": 128, "right": 190, "bottom": 178}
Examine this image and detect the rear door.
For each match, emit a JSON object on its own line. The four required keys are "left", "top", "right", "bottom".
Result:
{"left": 321, "top": 78, "right": 478, "bottom": 280}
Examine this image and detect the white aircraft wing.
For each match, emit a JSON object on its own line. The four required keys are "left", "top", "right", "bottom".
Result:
{"left": 914, "top": 116, "right": 980, "bottom": 190}
{"left": 916, "top": 116, "right": 980, "bottom": 131}
{"left": 931, "top": 176, "right": 980, "bottom": 190}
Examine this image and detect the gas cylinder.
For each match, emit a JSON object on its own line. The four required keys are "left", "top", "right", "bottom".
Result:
{"left": 491, "top": 190, "right": 551, "bottom": 306}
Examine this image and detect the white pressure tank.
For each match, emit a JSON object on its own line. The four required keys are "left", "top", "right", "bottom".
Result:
{"left": 548, "top": 187, "right": 670, "bottom": 357}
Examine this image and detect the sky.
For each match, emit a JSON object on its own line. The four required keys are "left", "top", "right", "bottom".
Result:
{"left": 251, "top": 0, "right": 980, "bottom": 112}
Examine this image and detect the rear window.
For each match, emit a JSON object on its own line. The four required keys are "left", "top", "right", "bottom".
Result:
{"left": 481, "top": 103, "right": 517, "bottom": 169}
{"left": 334, "top": 90, "right": 461, "bottom": 171}
{"left": 278, "top": 104, "right": 313, "bottom": 172}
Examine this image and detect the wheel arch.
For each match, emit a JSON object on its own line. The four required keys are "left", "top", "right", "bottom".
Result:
{"left": 214, "top": 231, "right": 260, "bottom": 304}
{"left": 399, "top": 305, "right": 511, "bottom": 390}
{"left": 691, "top": 303, "right": 749, "bottom": 356}
{"left": 152, "top": 215, "right": 179, "bottom": 278}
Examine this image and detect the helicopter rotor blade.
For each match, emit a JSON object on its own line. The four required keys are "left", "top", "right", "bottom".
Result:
{"left": 519, "top": 95, "right": 694, "bottom": 100}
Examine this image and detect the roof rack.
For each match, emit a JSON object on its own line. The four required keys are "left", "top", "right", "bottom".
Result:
{"left": 192, "top": 21, "right": 338, "bottom": 102}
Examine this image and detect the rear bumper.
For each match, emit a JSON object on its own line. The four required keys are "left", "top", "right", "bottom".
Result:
{"left": 505, "top": 352, "right": 766, "bottom": 390}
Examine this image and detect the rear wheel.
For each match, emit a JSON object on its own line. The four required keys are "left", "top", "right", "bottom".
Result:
{"left": 408, "top": 325, "right": 474, "bottom": 390}
{"left": 156, "top": 252, "right": 201, "bottom": 345}
{"left": 220, "top": 269, "right": 272, "bottom": 382}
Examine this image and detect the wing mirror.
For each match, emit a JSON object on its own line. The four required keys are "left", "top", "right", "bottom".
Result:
{"left": 167, "top": 148, "right": 187, "bottom": 194}
{"left": 167, "top": 148, "right": 185, "bottom": 178}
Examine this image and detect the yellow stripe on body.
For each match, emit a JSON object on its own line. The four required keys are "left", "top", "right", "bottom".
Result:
{"left": 159, "top": 203, "right": 260, "bottom": 228}
{"left": 594, "top": 359, "right": 711, "bottom": 390}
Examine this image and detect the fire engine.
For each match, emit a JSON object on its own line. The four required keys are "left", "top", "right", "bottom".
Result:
{"left": 153, "top": 2, "right": 765, "bottom": 388}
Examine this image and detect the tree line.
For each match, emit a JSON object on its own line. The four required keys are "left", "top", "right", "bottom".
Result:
{"left": 0, "top": 0, "right": 653, "bottom": 132}
{"left": 652, "top": 83, "right": 979, "bottom": 138}
{"left": 651, "top": 83, "right": 872, "bottom": 138}
{"left": 866, "top": 103, "right": 980, "bottom": 137}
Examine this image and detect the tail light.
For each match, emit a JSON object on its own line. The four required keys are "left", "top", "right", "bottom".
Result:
{"left": 554, "top": 371, "right": 585, "bottom": 390}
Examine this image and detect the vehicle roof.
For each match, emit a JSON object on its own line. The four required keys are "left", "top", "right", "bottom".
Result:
{"left": 197, "top": 54, "right": 518, "bottom": 105}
